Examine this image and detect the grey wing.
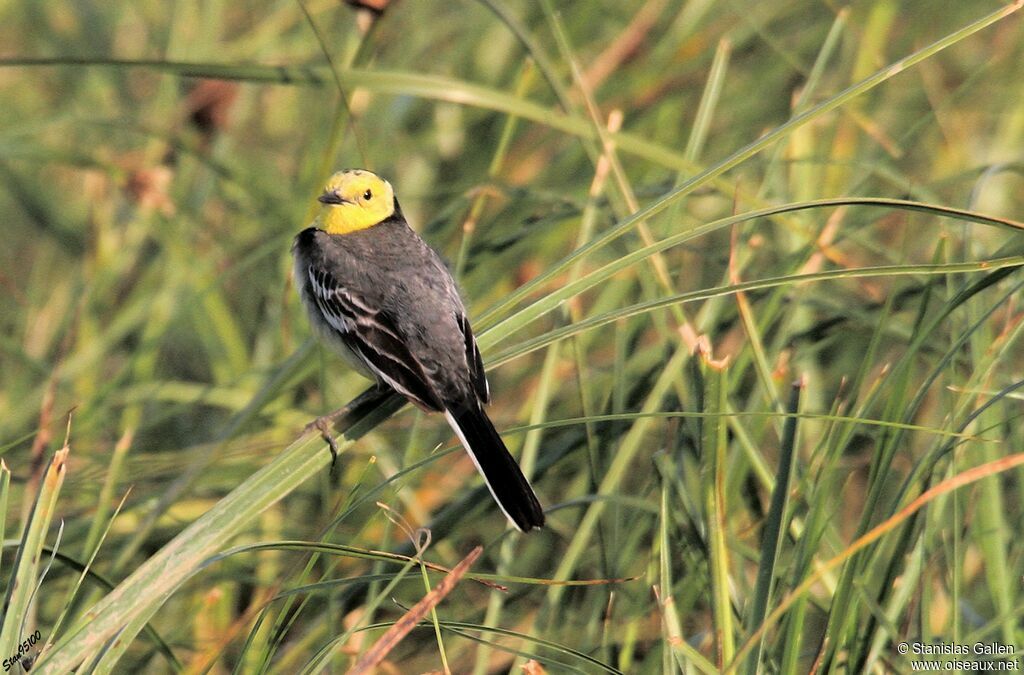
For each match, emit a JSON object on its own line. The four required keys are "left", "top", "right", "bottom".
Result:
{"left": 306, "top": 265, "right": 445, "bottom": 411}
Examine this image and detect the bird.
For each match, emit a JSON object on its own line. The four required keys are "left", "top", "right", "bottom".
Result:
{"left": 292, "top": 169, "right": 545, "bottom": 532}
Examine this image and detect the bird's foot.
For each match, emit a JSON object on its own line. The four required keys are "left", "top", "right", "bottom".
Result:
{"left": 305, "top": 415, "right": 340, "bottom": 472}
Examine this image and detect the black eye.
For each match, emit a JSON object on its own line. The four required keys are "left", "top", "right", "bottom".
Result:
{"left": 363, "top": 189, "right": 373, "bottom": 200}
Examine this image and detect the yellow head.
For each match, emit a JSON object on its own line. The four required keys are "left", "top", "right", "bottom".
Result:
{"left": 316, "top": 169, "right": 396, "bottom": 235}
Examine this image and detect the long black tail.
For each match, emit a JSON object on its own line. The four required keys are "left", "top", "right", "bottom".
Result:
{"left": 444, "top": 403, "right": 545, "bottom": 532}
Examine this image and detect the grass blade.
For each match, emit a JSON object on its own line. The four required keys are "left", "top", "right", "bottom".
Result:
{"left": 743, "top": 379, "right": 803, "bottom": 674}
{"left": 699, "top": 350, "right": 734, "bottom": 668}
{"left": 33, "top": 389, "right": 402, "bottom": 673}
{"left": 0, "top": 442, "right": 69, "bottom": 661}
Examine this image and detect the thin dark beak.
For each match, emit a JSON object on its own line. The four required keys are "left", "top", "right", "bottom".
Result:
{"left": 318, "top": 191, "right": 349, "bottom": 205}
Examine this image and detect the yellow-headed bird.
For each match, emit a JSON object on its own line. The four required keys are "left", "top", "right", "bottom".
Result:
{"left": 292, "top": 169, "right": 545, "bottom": 531}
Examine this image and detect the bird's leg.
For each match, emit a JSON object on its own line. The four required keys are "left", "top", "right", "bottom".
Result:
{"left": 304, "top": 409, "right": 348, "bottom": 473}
{"left": 310, "top": 416, "right": 340, "bottom": 470}
{"left": 303, "top": 386, "right": 394, "bottom": 472}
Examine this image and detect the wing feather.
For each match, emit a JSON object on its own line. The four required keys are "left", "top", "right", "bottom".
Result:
{"left": 457, "top": 311, "right": 489, "bottom": 404}
{"left": 305, "top": 265, "right": 444, "bottom": 411}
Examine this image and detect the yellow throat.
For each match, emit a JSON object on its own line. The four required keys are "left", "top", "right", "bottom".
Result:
{"left": 316, "top": 169, "right": 396, "bottom": 235}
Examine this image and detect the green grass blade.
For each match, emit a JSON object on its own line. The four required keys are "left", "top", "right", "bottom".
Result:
{"left": 34, "top": 390, "right": 402, "bottom": 673}
{"left": 491, "top": 254, "right": 1024, "bottom": 367}
{"left": 700, "top": 353, "right": 734, "bottom": 668}
{"left": 0, "top": 446, "right": 68, "bottom": 659}
{"left": 743, "top": 379, "right": 803, "bottom": 674}
{"left": 0, "top": 461, "right": 9, "bottom": 576}
{"left": 477, "top": 198, "right": 1024, "bottom": 347}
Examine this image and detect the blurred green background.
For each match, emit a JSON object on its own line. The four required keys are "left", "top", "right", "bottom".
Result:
{"left": 2, "top": 0, "right": 1024, "bottom": 672}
